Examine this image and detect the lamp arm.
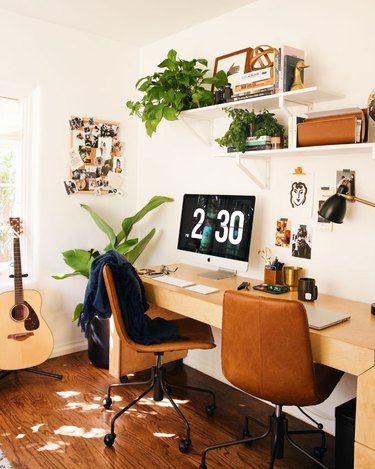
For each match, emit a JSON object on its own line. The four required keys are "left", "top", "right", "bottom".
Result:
{"left": 341, "top": 193, "right": 375, "bottom": 208}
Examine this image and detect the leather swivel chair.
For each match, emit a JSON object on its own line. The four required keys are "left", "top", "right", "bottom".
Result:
{"left": 102, "top": 264, "right": 216, "bottom": 453}
{"left": 200, "top": 291, "right": 343, "bottom": 469}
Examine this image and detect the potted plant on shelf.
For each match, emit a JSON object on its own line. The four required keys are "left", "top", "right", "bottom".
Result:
{"left": 53, "top": 195, "right": 173, "bottom": 368}
{"left": 215, "top": 108, "right": 285, "bottom": 153}
{"left": 126, "top": 49, "right": 228, "bottom": 137}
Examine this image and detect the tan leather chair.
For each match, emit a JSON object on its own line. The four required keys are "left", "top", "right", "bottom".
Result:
{"left": 200, "top": 291, "right": 343, "bottom": 469}
{"left": 102, "top": 264, "right": 216, "bottom": 453}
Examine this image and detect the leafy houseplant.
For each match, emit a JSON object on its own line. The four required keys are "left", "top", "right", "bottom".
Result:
{"left": 126, "top": 49, "right": 228, "bottom": 137}
{"left": 215, "top": 108, "right": 285, "bottom": 153}
{"left": 53, "top": 195, "right": 173, "bottom": 321}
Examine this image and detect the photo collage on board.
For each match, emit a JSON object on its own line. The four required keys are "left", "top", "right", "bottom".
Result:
{"left": 65, "top": 116, "right": 124, "bottom": 195}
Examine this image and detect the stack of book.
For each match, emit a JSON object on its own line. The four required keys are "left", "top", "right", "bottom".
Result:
{"left": 231, "top": 45, "right": 305, "bottom": 101}
{"left": 227, "top": 136, "right": 272, "bottom": 153}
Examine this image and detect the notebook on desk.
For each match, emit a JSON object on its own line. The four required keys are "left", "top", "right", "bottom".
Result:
{"left": 305, "top": 305, "right": 351, "bottom": 330}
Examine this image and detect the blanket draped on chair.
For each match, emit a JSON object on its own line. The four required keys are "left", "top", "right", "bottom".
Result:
{"left": 78, "top": 250, "right": 180, "bottom": 344}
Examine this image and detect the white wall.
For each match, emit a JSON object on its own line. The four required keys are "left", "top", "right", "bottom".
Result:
{"left": 135, "top": 0, "right": 375, "bottom": 434}
{"left": 0, "top": 10, "right": 140, "bottom": 356}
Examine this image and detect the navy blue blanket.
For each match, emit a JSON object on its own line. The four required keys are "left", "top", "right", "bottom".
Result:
{"left": 78, "top": 250, "right": 180, "bottom": 344}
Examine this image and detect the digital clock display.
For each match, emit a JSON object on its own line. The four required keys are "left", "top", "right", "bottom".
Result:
{"left": 177, "top": 194, "right": 256, "bottom": 262}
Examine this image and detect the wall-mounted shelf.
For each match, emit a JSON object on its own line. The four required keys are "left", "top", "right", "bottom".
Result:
{"left": 181, "top": 86, "right": 344, "bottom": 121}
{"left": 215, "top": 143, "right": 375, "bottom": 189}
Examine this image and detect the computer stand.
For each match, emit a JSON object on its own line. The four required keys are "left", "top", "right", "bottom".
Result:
{"left": 0, "top": 367, "right": 63, "bottom": 381}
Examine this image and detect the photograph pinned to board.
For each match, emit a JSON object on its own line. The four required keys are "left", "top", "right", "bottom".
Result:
{"left": 281, "top": 167, "right": 314, "bottom": 217}
{"left": 291, "top": 222, "right": 312, "bottom": 260}
{"left": 316, "top": 186, "right": 334, "bottom": 230}
{"left": 66, "top": 116, "right": 124, "bottom": 195}
{"left": 275, "top": 218, "right": 291, "bottom": 248}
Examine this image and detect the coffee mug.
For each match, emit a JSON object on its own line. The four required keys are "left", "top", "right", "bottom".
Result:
{"left": 298, "top": 278, "right": 318, "bottom": 301}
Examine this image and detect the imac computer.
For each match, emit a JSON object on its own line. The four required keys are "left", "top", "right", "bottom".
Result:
{"left": 177, "top": 194, "right": 256, "bottom": 279}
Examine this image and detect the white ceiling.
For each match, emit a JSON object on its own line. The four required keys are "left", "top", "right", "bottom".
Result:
{"left": 0, "top": 0, "right": 257, "bottom": 46}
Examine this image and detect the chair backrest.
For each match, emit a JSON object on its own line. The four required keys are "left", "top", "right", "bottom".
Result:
{"left": 222, "top": 291, "right": 319, "bottom": 406}
{"left": 102, "top": 264, "right": 141, "bottom": 350}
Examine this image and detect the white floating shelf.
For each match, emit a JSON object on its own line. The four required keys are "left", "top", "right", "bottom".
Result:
{"left": 181, "top": 86, "right": 344, "bottom": 121}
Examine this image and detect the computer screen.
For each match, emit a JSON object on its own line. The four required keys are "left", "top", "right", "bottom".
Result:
{"left": 177, "top": 194, "right": 256, "bottom": 279}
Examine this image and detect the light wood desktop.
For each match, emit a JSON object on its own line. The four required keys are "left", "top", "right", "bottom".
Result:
{"left": 109, "top": 263, "right": 375, "bottom": 468}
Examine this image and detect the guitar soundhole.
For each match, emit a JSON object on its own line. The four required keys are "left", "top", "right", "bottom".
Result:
{"left": 11, "top": 304, "right": 29, "bottom": 321}
{"left": 10, "top": 302, "right": 40, "bottom": 331}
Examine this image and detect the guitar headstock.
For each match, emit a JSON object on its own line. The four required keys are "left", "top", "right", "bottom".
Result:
{"left": 9, "top": 217, "right": 23, "bottom": 237}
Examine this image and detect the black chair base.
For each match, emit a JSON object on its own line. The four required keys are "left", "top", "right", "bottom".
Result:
{"left": 200, "top": 405, "right": 329, "bottom": 469}
{"left": 103, "top": 352, "right": 215, "bottom": 452}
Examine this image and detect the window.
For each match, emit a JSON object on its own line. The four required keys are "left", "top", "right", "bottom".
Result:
{"left": 0, "top": 96, "right": 25, "bottom": 273}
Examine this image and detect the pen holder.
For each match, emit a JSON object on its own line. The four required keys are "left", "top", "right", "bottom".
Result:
{"left": 264, "top": 267, "right": 283, "bottom": 285}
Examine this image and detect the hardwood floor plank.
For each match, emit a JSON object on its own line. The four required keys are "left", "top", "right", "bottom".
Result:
{"left": 0, "top": 352, "right": 335, "bottom": 468}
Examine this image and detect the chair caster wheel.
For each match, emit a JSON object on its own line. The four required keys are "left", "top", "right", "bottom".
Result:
{"left": 103, "top": 397, "right": 112, "bottom": 409}
{"left": 313, "top": 445, "right": 327, "bottom": 460}
{"left": 104, "top": 433, "right": 116, "bottom": 447}
{"left": 243, "top": 430, "right": 253, "bottom": 446}
{"left": 206, "top": 404, "right": 216, "bottom": 416}
{"left": 179, "top": 438, "right": 191, "bottom": 453}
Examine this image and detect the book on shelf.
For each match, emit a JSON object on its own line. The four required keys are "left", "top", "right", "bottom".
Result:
{"left": 288, "top": 116, "right": 305, "bottom": 148}
{"left": 232, "top": 88, "right": 276, "bottom": 101}
{"left": 279, "top": 45, "right": 305, "bottom": 92}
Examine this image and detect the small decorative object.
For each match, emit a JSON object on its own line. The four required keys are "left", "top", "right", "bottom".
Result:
{"left": 290, "top": 59, "right": 310, "bottom": 91}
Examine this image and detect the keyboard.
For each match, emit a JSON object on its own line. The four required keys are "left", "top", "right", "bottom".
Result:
{"left": 151, "top": 275, "right": 219, "bottom": 294}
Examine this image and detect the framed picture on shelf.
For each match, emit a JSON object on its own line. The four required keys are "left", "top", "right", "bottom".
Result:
{"left": 213, "top": 47, "right": 253, "bottom": 89}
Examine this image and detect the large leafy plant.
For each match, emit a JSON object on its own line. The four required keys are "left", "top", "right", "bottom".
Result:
{"left": 216, "top": 108, "right": 285, "bottom": 153}
{"left": 126, "top": 49, "right": 228, "bottom": 137}
{"left": 53, "top": 196, "right": 173, "bottom": 320}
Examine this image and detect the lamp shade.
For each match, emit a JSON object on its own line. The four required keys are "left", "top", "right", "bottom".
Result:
{"left": 318, "top": 184, "right": 349, "bottom": 223}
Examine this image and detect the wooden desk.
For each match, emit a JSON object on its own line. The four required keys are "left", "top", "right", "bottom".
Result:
{"left": 110, "top": 264, "right": 375, "bottom": 468}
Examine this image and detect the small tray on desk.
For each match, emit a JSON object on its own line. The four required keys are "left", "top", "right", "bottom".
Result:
{"left": 253, "top": 283, "right": 290, "bottom": 295}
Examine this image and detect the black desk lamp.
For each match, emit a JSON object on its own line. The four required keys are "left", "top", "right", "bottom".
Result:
{"left": 318, "top": 176, "right": 375, "bottom": 223}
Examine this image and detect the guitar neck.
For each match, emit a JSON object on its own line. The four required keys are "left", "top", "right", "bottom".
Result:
{"left": 13, "top": 237, "right": 24, "bottom": 304}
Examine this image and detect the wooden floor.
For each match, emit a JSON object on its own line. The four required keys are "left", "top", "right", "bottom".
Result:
{"left": 0, "top": 352, "right": 335, "bottom": 468}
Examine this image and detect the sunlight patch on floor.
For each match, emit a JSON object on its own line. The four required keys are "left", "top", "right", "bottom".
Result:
{"left": 16, "top": 434, "right": 25, "bottom": 439}
{"left": 153, "top": 432, "right": 176, "bottom": 438}
{"left": 31, "top": 423, "right": 44, "bottom": 433}
{"left": 37, "top": 441, "right": 64, "bottom": 452}
{"left": 56, "top": 391, "right": 81, "bottom": 398}
{"left": 65, "top": 402, "right": 102, "bottom": 411}
{"left": 139, "top": 397, "right": 189, "bottom": 408}
{"left": 54, "top": 425, "right": 107, "bottom": 438}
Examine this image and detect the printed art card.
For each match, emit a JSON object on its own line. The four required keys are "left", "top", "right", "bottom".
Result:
{"left": 291, "top": 221, "right": 313, "bottom": 260}
{"left": 282, "top": 170, "right": 314, "bottom": 218}
{"left": 275, "top": 218, "right": 291, "bottom": 248}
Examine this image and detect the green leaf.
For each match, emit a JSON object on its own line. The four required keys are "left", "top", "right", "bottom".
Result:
{"left": 121, "top": 196, "right": 173, "bottom": 240}
{"left": 163, "top": 107, "right": 179, "bottom": 121}
{"left": 72, "top": 303, "right": 83, "bottom": 322}
{"left": 125, "top": 229, "right": 155, "bottom": 265}
{"left": 80, "top": 204, "right": 116, "bottom": 246}
{"left": 60, "top": 249, "right": 94, "bottom": 278}
{"left": 52, "top": 272, "right": 82, "bottom": 280}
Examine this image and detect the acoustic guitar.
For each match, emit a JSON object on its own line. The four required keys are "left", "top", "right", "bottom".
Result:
{"left": 0, "top": 218, "right": 53, "bottom": 370}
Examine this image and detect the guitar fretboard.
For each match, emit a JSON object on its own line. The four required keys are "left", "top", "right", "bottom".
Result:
{"left": 13, "top": 237, "right": 24, "bottom": 304}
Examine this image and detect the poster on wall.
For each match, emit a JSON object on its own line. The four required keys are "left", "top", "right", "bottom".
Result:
{"left": 275, "top": 218, "right": 291, "bottom": 248}
{"left": 65, "top": 116, "right": 124, "bottom": 196}
{"left": 291, "top": 222, "right": 312, "bottom": 259}
{"left": 282, "top": 168, "right": 314, "bottom": 218}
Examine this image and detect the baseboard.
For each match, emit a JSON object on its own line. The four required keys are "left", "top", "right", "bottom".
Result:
{"left": 50, "top": 339, "right": 87, "bottom": 359}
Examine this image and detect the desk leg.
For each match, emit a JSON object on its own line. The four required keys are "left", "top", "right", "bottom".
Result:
{"left": 354, "top": 366, "right": 375, "bottom": 468}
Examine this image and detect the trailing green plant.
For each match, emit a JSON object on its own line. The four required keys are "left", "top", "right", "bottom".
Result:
{"left": 53, "top": 195, "right": 173, "bottom": 321}
{"left": 215, "top": 108, "right": 285, "bottom": 153}
{"left": 126, "top": 49, "right": 228, "bottom": 137}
